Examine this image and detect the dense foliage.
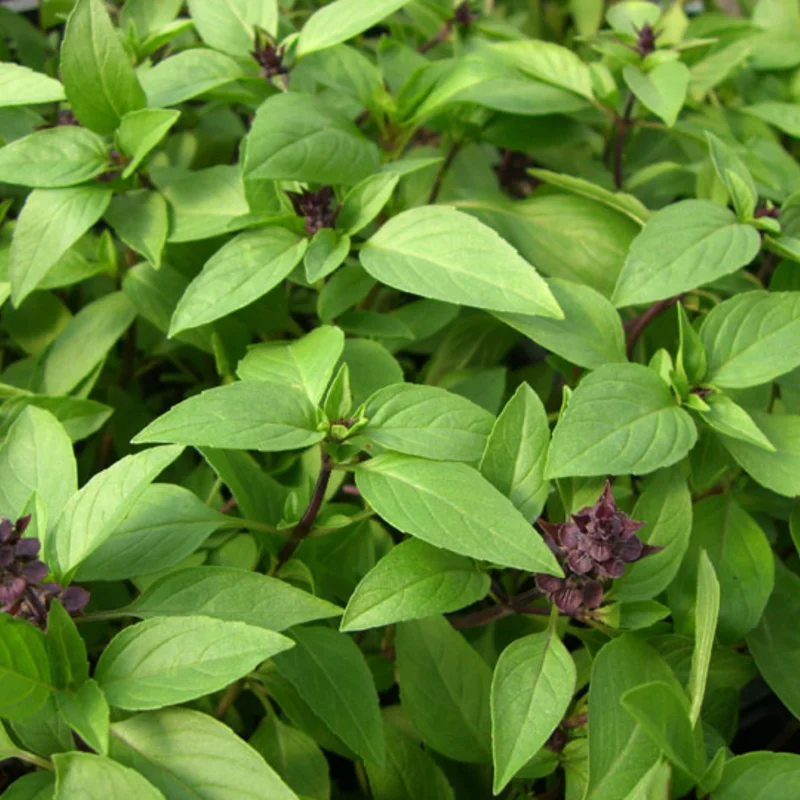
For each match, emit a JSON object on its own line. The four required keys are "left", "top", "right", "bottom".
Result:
{"left": 1, "top": 0, "right": 800, "bottom": 797}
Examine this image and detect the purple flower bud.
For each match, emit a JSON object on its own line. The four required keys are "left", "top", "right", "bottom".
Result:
{"left": 21, "top": 560, "right": 48, "bottom": 584}
{"left": 59, "top": 586, "right": 90, "bottom": 614}
{"left": 286, "top": 187, "right": 340, "bottom": 236}
{"left": 0, "top": 576, "right": 26, "bottom": 605}
{"left": 0, "top": 518, "right": 14, "bottom": 542}
{"left": 14, "top": 538, "right": 41, "bottom": 558}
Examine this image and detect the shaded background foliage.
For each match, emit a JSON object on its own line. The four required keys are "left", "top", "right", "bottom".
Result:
{"left": 1, "top": 0, "right": 800, "bottom": 798}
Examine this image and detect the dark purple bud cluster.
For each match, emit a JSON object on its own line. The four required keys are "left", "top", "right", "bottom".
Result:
{"left": 635, "top": 23, "right": 657, "bottom": 57}
{"left": 452, "top": 1, "right": 479, "bottom": 27}
{"left": 0, "top": 515, "right": 89, "bottom": 629}
{"left": 494, "top": 150, "right": 538, "bottom": 199}
{"left": 251, "top": 41, "right": 288, "bottom": 80}
{"left": 534, "top": 482, "right": 659, "bottom": 615}
{"left": 287, "top": 187, "right": 340, "bottom": 236}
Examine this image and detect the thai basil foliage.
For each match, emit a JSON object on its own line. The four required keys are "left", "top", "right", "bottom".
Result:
{"left": 1, "top": 0, "right": 800, "bottom": 797}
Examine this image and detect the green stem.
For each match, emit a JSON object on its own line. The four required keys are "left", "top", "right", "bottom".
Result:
{"left": 218, "top": 517, "right": 282, "bottom": 536}
{"left": 14, "top": 750, "right": 53, "bottom": 770}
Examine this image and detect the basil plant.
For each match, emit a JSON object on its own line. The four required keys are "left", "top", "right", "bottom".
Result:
{"left": 0, "top": 0, "right": 799, "bottom": 797}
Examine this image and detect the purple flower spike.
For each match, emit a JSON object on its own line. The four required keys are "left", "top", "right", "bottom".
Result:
{"left": 534, "top": 482, "right": 659, "bottom": 616}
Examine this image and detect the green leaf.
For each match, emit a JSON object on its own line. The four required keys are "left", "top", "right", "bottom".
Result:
{"left": 96, "top": 616, "right": 293, "bottom": 711}
{"left": 338, "top": 172, "right": 400, "bottom": 236}
{"left": 700, "top": 292, "right": 800, "bottom": 388}
{"left": 688, "top": 550, "right": 720, "bottom": 727}
{"left": 0, "top": 406, "right": 76, "bottom": 529}
{"left": 170, "top": 228, "right": 307, "bottom": 335}
{"left": 676, "top": 301, "right": 707, "bottom": 385}
{"left": 528, "top": 169, "right": 649, "bottom": 226}
{"left": 0, "top": 127, "right": 108, "bottom": 188}
{"left": 10, "top": 187, "right": 113, "bottom": 304}
{"left": 0, "top": 615, "right": 52, "bottom": 721}
{"left": 341, "top": 539, "right": 489, "bottom": 632}
{"left": 714, "top": 752, "right": 800, "bottom": 800}
{"left": 74, "top": 484, "right": 227, "bottom": 581}
{"left": 700, "top": 394, "right": 775, "bottom": 451}
{"left": 110, "top": 708, "right": 300, "bottom": 800}
{"left": 138, "top": 49, "right": 245, "bottom": 108}
{"left": 340, "top": 338, "right": 403, "bottom": 406}
{"left": 586, "top": 635, "right": 680, "bottom": 800}
{"left": 0, "top": 770, "right": 54, "bottom": 799}
{"left": 60, "top": 0, "right": 146, "bottom": 135}
{"left": 187, "top": 0, "right": 278, "bottom": 56}
{"left": 200, "top": 448, "right": 289, "bottom": 527}
{"left": 133, "top": 381, "right": 324, "bottom": 452}
{"left": 41, "top": 292, "right": 136, "bottom": 396}
{"left": 490, "top": 40, "right": 593, "bottom": 98}
{"left": 688, "top": 39, "right": 753, "bottom": 101}
{"left": 237, "top": 326, "right": 344, "bottom": 405}
{"left": 46, "top": 600, "right": 88, "bottom": 690}
{"left": 56, "top": 680, "right": 110, "bottom": 756}
{"left": 153, "top": 165, "right": 250, "bottom": 243}
{"left": 668, "top": 495, "right": 773, "bottom": 646}
{"left": 705, "top": 132, "right": 758, "bottom": 221}
{"left": 623, "top": 62, "right": 689, "bottom": 127}
{"left": 116, "top": 109, "right": 180, "bottom": 178}
{"left": 612, "top": 200, "right": 761, "bottom": 307}
{"left": 53, "top": 752, "right": 164, "bottom": 800}
{"left": 606, "top": 1, "right": 660, "bottom": 34}
{"left": 355, "top": 453, "right": 562, "bottom": 574}
{"left": 361, "top": 206, "right": 562, "bottom": 317}
{"left": 453, "top": 194, "right": 637, "bottom": 300}
{"left": 620, "top": 681, "right": 698, "bottom": 778}
{"left": 395, "top": 616, "right": 492, "bottom": 763}
{"left": 613, "top": 467, "right": 692, "bottom": 602}
{"left": 123, "top": 565, "right": 342, "bottom": 630}
{"left": 297, "top": 0, "right": 409, "bottom": 57}
{"left": 479, "top": 383, "right": 549, "bottom": 522}
{"left": 243, "top": 93, "right": 379, "bottom": 185}
{"left": 743, "top": 101, "right": 800, "bottom": 138}
{"left": 249, "top": 715, "right": 330, "bottom": 800}
{"left": 362, "top": 383, "right": 494, "bottom": 463}
{"left": 746, "top": 559, "right": 800, "bottom": 720}
{"left": 546, "top": 364, "right": 697, "bottom": 478}
{"left": 0, "top": 396, "right": 110, "bottom": 444}
{"left": 364, "top": 720, "right": 455, "bottom": 800}
{"left": 0, "top": 62, "right": 65, "bottom": 107}
{"left": 47, "top": 444, "right": 183, "bottom": 580}
{"left": 304, "top": 229, "right": 350, "bottom": 283}
{"left": 120, "top": 0, "right": 183, "bottom": 39}
{"left": 491, "top": 629, "right": 576, "bottom": 793}
{"left": 105, "top": 191, "right": 168, "bottom": 269}
{"left": 497, "top": 278, "right": 627, "bottom": 369}
{"left": 272, "top": 626, "right": 385, "bottom": 765}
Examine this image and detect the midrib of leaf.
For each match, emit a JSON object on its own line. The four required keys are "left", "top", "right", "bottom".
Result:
{"left": 110, "top": 726, "right": 205, "bottom": 798}
{"left": 253, "top": 126, "right": 354, "bottom": 172}
{"left": 348, "top": 568, "right": 479, "bottom": 623}
{"left": 499, "top": 631, "right": 554, "bottom": 775}
{"left": 290, "top": 638, "right": 381, "bottom": 761}
{"left": 89, "top": 3, "right": 128, "bottom": 121}
{"left": 421, "top": 638, "right": 488, "bottom": 756}
{"left": 588, "top": 725, "right": 655, "bottom": 799}
{"left": 712, "top": 301, "right": 800, "bottom": 378}
{"left": 371, "top": 465, "right": 530, "bottom": 560}
{"left": 554, "top": 399, "right": 677, "bottom": 472}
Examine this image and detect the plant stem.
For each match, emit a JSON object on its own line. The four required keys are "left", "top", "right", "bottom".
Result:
{"left": 613, "top": 92, "right": 635, "bottom": 189}
{"left": 428, "top": 141, "right": 463, "bottom": 204}
{"left": 15, "top": 750, "right": 53, "bottom": 771}
{"left": 418, "top": 21, "right": 452, "bottom": 53}
{"left": 624, "top": 295, "right": 681, "bottom": 358}
{"left": 219, "top": 517, "right": 281, "bottom": 536}
{"left": 274, "top": 447, "right": 333, "bottom": 571}
{"left": 449, "top": 585, "right": 546, "bottom": 629}
{"left": 215, "top": 679, "right": 243, "bottom": 719}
